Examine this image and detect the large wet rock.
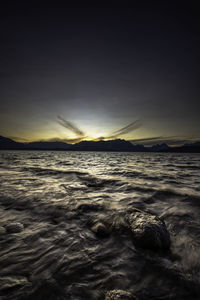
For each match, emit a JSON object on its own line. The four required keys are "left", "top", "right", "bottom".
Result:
{"left": 5, "top": 222, "right": 24, "bottom": 233}
{"left": 105, "top": 289, "right": 138, "bottom": 300}
{"left": 126, "top": 210, "right": 170, "bottom": 250}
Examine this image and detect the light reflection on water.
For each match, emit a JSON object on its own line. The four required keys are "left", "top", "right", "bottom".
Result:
{"left": 0, "top": 151, "right": 200, "bottom": 299}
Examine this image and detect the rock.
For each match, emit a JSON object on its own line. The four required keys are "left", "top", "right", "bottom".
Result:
{"left": 5, "top": 222, "right": 24, "bottom": 233}
{"left": 91, "top": 222, "right": 110, "bottom": 238}
{"left": 0, "top": 226, "right": 6, "bottom": 235}
{"left": 105, "top": 289, "right": 138, "bottom": 300}
{"left": 126, "top": 210, "right": 170, "bottom": 250}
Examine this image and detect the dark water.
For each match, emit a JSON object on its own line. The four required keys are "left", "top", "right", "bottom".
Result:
{"left": 0, "top": 151, "right": 200, "bottom": 300}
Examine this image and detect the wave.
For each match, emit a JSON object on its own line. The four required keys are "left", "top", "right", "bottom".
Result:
{"left": 20, "top": 167, "right": 89, "bottom": 177}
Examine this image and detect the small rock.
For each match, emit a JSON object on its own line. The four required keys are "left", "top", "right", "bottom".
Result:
{"left": 105, "top": 289, "right": 138, "bottom": 300}
{"left": 126, "top": 210, "right": 170, "bottom": 250}
{"left": 5, "top": 222, "right": 24, "bottom": 233}
{"left": 91, "top": 222, "right": 110, "bottom": 238}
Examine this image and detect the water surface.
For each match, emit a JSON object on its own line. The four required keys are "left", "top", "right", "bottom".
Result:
{"left": 0, "top": 151, "right": 200, "bottom": 299}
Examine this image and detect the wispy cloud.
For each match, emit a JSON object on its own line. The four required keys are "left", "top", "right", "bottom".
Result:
{"left": 57, "top": 115, "right": 85, "bottom": 136}
{"left": 56, "top": 116, "right": 142, "bottom": 143}
{"left": 92, "top": 136, "right": 107, "bottom": 141}
{"left": 8, "top": 136, "right": 29, "bottom": 142}
{"left": 129, "top": 135, "right": 200, "bottom": 146}
{"left": 104, "top": 120, "right": 142, "bottom": 140}
{"left": 88, "top": 120, "right": 142, "bottom": 141}
{"left": 129, "top": 136, "right": 163, "bottom": 144}
{"left": 41, "top": 137, "right": 85, "bottom": 144}
{"left": 111, "top": 120, "right": 142, "bottom": 137}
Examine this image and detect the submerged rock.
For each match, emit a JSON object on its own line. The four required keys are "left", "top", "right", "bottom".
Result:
{"left": 5, "top": 222, "right": 24, "bottom": 233}
{"left": 126, "top": 210, "right": 170, "bottom": 250}
{"left": 91, "top": 222, "right": 110, "bottom": 238}
{"left": 105, "top": 289, "right": 138, "bottom": 300}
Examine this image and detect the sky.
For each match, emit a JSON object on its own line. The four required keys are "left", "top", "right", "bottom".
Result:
{"left": 0, "top": 1, "right": 200, "bottom": 145}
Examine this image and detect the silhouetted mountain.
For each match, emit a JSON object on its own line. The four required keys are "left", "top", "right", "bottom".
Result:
{"left": 0, "top": 136, "right": 71, "bottom": 150}
{"left": 73, "top": 139, "right": 138, "bottom": 152}
{"left": 0, "top": 135, "right": 200, "bottom": 152}
{"left": 150, "top": 143, "right": 170, "bottom": 152}
{"left": 167, "top": 144, "right": 200, "bottom": 153}
{"left": 25, "top": 141, "right": 71, "bottom": 150}
{"left": 131, "top": 144, "right": 147, "bottom": 152}
{"left": 0, "top": 136, "right": 24, "bottom": 149}
{"left": 184, "top": 142, "right": 200, "bottom": 147}
{"left": 148, "top": 142, "right": 200, "bottom": 153}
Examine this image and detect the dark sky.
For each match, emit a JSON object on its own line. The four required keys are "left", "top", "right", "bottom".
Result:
{"left": 0, "top": 1, "right": 199, "bottom": 144}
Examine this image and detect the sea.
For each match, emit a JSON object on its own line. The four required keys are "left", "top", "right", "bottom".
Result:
{"left": 0, "top": 150, "right": 200, "bottom": 300}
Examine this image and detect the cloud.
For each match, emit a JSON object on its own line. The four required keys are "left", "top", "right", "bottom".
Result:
{"left": 89, "top": 120, "right": 142, "bottom": 141}
{"left": 8, "top": 136, "right": 29, "bottom": 142}
{"left": 57, "top": 116, "right": 142, "bottom": 142}
{"left": 57, "top": 115, "right": 85, "bottom": 136}
{"left": 129, "top": 135, "right": 200, "bottom": 146}
{"left": 129, "top": 136, "right": 163, "bottom": 144}
{"left": 63, "top": 137, "right": 85, "bottom": 144}
{"left": 109, "top": 120, "right": 142, "bottom": 138}
{"left": 40, "top": 137, "right": 86, "bottom": 144}
{"left": 92, "top": 136, "right": 107, "bottom": 141}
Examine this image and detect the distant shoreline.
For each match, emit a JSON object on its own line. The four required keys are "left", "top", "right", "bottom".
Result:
{"left": 1, "top": 136, "right": 200, "bottom": 153}
{"left": 1, "top": 149, "right": 200, "bottom": 153}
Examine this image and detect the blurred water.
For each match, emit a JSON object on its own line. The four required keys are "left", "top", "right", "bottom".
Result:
{"left": 0, "top": 151, "right": 200, "bottom": 299}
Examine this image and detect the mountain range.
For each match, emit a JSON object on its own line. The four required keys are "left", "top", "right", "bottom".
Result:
{"left": 0, "top": 136, "right": 200, "bottom": 153}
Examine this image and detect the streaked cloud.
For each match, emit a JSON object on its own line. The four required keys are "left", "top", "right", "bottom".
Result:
{"left": 8, "top": 136, "right": 29, "bottom": 142}
{"left": 111, "top": 120, "right": 142, "bottom": 137}
{"left": 57, "top": 115, "right": 85, "bottom": 137}
{"left": 40, "top": 137, "right": 85, "bottom": 144}
{"left": 129, "top": 135, "right": 200, "bottom": 146}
